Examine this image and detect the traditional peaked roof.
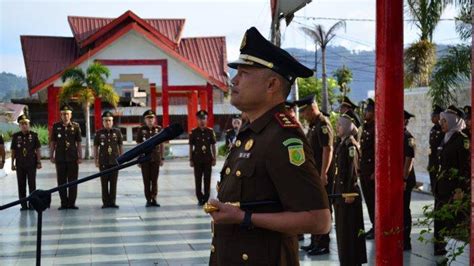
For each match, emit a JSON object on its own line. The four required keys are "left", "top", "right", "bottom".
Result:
{"left": 21, "top": 10, "right": 228, "bottom": 95}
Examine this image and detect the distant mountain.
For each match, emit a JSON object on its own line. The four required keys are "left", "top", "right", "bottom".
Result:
{"left": 289, "top": 45, "right": 452, "bottom": 101}
{"left": 0, "top": 72, "right": 28, "bottom": 101}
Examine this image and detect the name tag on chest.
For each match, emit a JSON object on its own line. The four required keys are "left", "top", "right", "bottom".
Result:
{"left": 238, "top": 152, "right": 251, "bottom": 159}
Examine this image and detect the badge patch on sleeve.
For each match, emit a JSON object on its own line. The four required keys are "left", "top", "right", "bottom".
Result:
{"left": 283, "top": 138, "right": 305, "bottom": 166}
{"left": 322, "top": 126, "right": 329, "bottom": 134}
{"left": 349, "top": 146, "right": 356, "bottom": 157}
{"left": 464, "top": 139, "right": 470, "bottom": 150}
{"left": 408, "top": 138, "right": 415, "bottom": 148}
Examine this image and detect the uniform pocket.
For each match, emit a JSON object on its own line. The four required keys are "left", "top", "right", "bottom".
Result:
{"left": 237, "top": 161, "right": 256, "bottom": 202}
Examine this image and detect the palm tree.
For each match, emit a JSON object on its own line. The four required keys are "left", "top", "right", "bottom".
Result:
{"left": 301, "top": 20, "right": 346, "bottom": 112}
{"left": 404, "top": 0, "right": 447, "bottom": 88}
{"left": 60, "top": 62, "right": 119, "bottom": 159}
{"left": 428, "top": 0, "right": 471, "bottom": 107}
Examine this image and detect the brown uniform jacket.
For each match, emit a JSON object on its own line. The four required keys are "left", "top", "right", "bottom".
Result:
{"left": 404, "top": 129, "right": 417, "bottom": 188}
{"left": 210, "top": 104, "right": 329, "bottom": 266}
{"left": 94, "top": 128, "right": 123, "bottom": 166}
{"left": 189, "top": 127, "right": 216, "bottom": 163}
{"left": 334, "top": 136, "right": 360, "bottom": 200}
{"left": 51, "top": 121, "right": 81, "bottom": 163}
{"left": 11, "top": 131, "right": 41, "bottom": 167}
{"left": 428, "top": 124, "right": 444, "bottom": 172}
{"left": 435, "top": 131, "right": 470, "bottom": 197}
{"left": 136, "top": 125, "right": 163, "bottom": 163}
{"left": 359, "top": 120, "right": 374, "bottom": 177}
{"left": 307, "top": 113, "right": 334, "bottom": 173}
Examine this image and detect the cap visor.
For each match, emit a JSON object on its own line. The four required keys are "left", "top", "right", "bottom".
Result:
{"left": 227, "top": 59, "right": 255, "bottom": 69}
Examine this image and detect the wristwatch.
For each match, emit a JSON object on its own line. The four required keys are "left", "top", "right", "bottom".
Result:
{"left": 240, "top": 211, "right": 253, "bottom": 230}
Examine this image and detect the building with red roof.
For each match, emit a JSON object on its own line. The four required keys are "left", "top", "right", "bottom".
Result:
{"left": 20, "top": 10, "right": 229, "bottom": 139}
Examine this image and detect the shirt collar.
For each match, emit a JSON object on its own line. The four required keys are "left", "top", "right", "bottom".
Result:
{"left": 243, "top": 103, "right": 286, "bottom": 134}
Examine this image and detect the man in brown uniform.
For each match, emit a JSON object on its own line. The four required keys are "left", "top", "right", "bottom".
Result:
{"left": 94, "top": 111, "right": 123, "bottom": 208}
{"left": 225, "top": 114, "right": 242, "bottom": 149}
{"left": 50, "top": 104, "right": 82, "bottom": 210}
{"left": 137, "top": 110, "right": 164, "bottom": 207}
{"left": 11, "top": 114, "right": 42, "bottom": 211}
{"left": 428, "top": 105, "right": 444, "bottom": 193}
{"left": 403, "top": 110, "right": 417, "bottom": 251}
{"left": 296, "top": 94, "right": 334, "bottom": 256}
{"left": 0, "top": 134, "right": 5, "bottom": 170}
{"left": 359, "top": 98, "right": 376, "bottom": 239}
{"left": 189, "top": 110, "right": 217, "bottom": 206}
{"left": 208, "top": 27, "right": 331, "bottom": 265}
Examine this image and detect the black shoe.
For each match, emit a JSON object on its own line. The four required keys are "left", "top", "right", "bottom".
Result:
{"left": 307, "top": 247, "right": 330, "bottom": 256}
{"left": 110, "top": 204, "right": 120, "bottom": 208}
{"left": 198, "top": 200, "right": 205, "bottom": 206}
{"left": 300, "top": 243, "right": 314, "bottom": 252}
{"left": 298, "top": 234, "right": 304, "bottom": 241}
{"left": 146, "top": 201, "right": 152, "bottom": 207}
{"left": 20, "top": 207, "right": 28, "bottom": 211}
{"left": 151, "top": 199, "right": 160, "bottom": 207}
{"left": 58, "top": 206, "right": 68, "bottom": 210}
{"left": 365, "top": 228, "right": 375, "bottom": 240}
{"left": 68, "top": 206, "right": 79, "bottom": 210}
{"left": 101, "top": 205, "right": 108, "bottom": 209}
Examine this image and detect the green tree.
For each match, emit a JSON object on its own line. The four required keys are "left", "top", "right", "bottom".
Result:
{"left": 333, "top": 65, "right": 353, "bottom": 99}
{"left": 60, "top": 62, "right": 119, "bottom": 159}
{"left": 297, "top": 76, "right": 338, "bottom": 107}
{"left": 300, "top": 20, "right": 346, "bottom": 112}
{"left": 428, "top": 0, "right": 471, "bottom": 107}
{"left": 404, "top": 0, "right": 447, "bottom": 88}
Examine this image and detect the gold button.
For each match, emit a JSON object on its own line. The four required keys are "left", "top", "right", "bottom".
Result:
{"left": 236, "top": 140, "right": 241, "bottom": 147}
{"left": 225, "top": 167, "right": 231, "bottom": 175}
{"left": 242, "top": 253, "right": 248, "bottom": 261}
{"left": 236, "top": 170, "right": 241, "bottom": 177}
{"left": 211, "top": 245, "right": 215, "bottom": 253}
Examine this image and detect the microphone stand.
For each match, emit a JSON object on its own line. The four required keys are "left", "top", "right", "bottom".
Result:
{"left": 0, "top": 154, "right": 151, "bottom": 266}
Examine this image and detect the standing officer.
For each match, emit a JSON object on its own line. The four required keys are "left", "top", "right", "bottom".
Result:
{"left": 11, "top": 114, "right": 42, "bottom": 211}
{"left": 50, "top": 104, "right": 82, "bottom": 210}
{"left": 462, "top": 105, "right": 471, "bottom": 139}
{"left": 433, "top": 106, "right": 470, "bottom": 256}
{"left": 428, "top": 105, "right": 444, "bottom": 193}
{"left": 94, "top": 111, "right": 123, "bottom": 208}
{"left": 189, "top": 110, "right": 216, "bottom": 206}
{"left": 403, "top": 110, "right": 417, "bottom": 251}
{"left": 340, "top": 96, "right": 358, "bottom": 115}
{"left": 334, "top": 109, "right": 367, "bottom": 266}
{"left": 208, "top": 27, "right": 331, "bottom": 265}
{"left": 137, "top": 110, "right": 164, "bottom": 207}
{"left": 359, "top": 98, "right": 376, "bottom": 239}
{"left": 296, "top": 94, "right": 334, "bottom": 256}
{"left": 225, "top": 114, "right": 242, "bottom": 149}
{"left": 0, "top": 133, "right": 5, "bottom": 170}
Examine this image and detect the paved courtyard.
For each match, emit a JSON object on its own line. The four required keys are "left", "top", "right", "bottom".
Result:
{"left": 0, "top": 159, "right": 469, "bottom": 265}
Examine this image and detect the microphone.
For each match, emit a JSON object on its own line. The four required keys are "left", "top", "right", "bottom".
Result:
{"left": 116, "top": 123, "right": 184, "bottom": 164}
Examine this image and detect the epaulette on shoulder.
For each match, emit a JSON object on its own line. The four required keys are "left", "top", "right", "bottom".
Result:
{"left": 274, "top": 112, "right": 299, "bottom": 128}
{"left": 72, "top": 121, "right": 80, "bottom": 126}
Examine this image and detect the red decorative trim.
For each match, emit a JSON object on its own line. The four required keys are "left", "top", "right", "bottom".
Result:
{"left": 97, "top": 59, "right": 166, "bottom": 65}
{"left": 94, "top": 97, "right": 102, "bottom": 131}
{"left": 80, "top": 10, "right": 177, "bottom": 50}
{"left": 150, "top": 83, "right": 157, "bottom": 117}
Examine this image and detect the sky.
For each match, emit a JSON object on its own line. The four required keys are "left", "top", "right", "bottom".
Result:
{"left": 0, "top": 0, "right": 465, "bottom": 77}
